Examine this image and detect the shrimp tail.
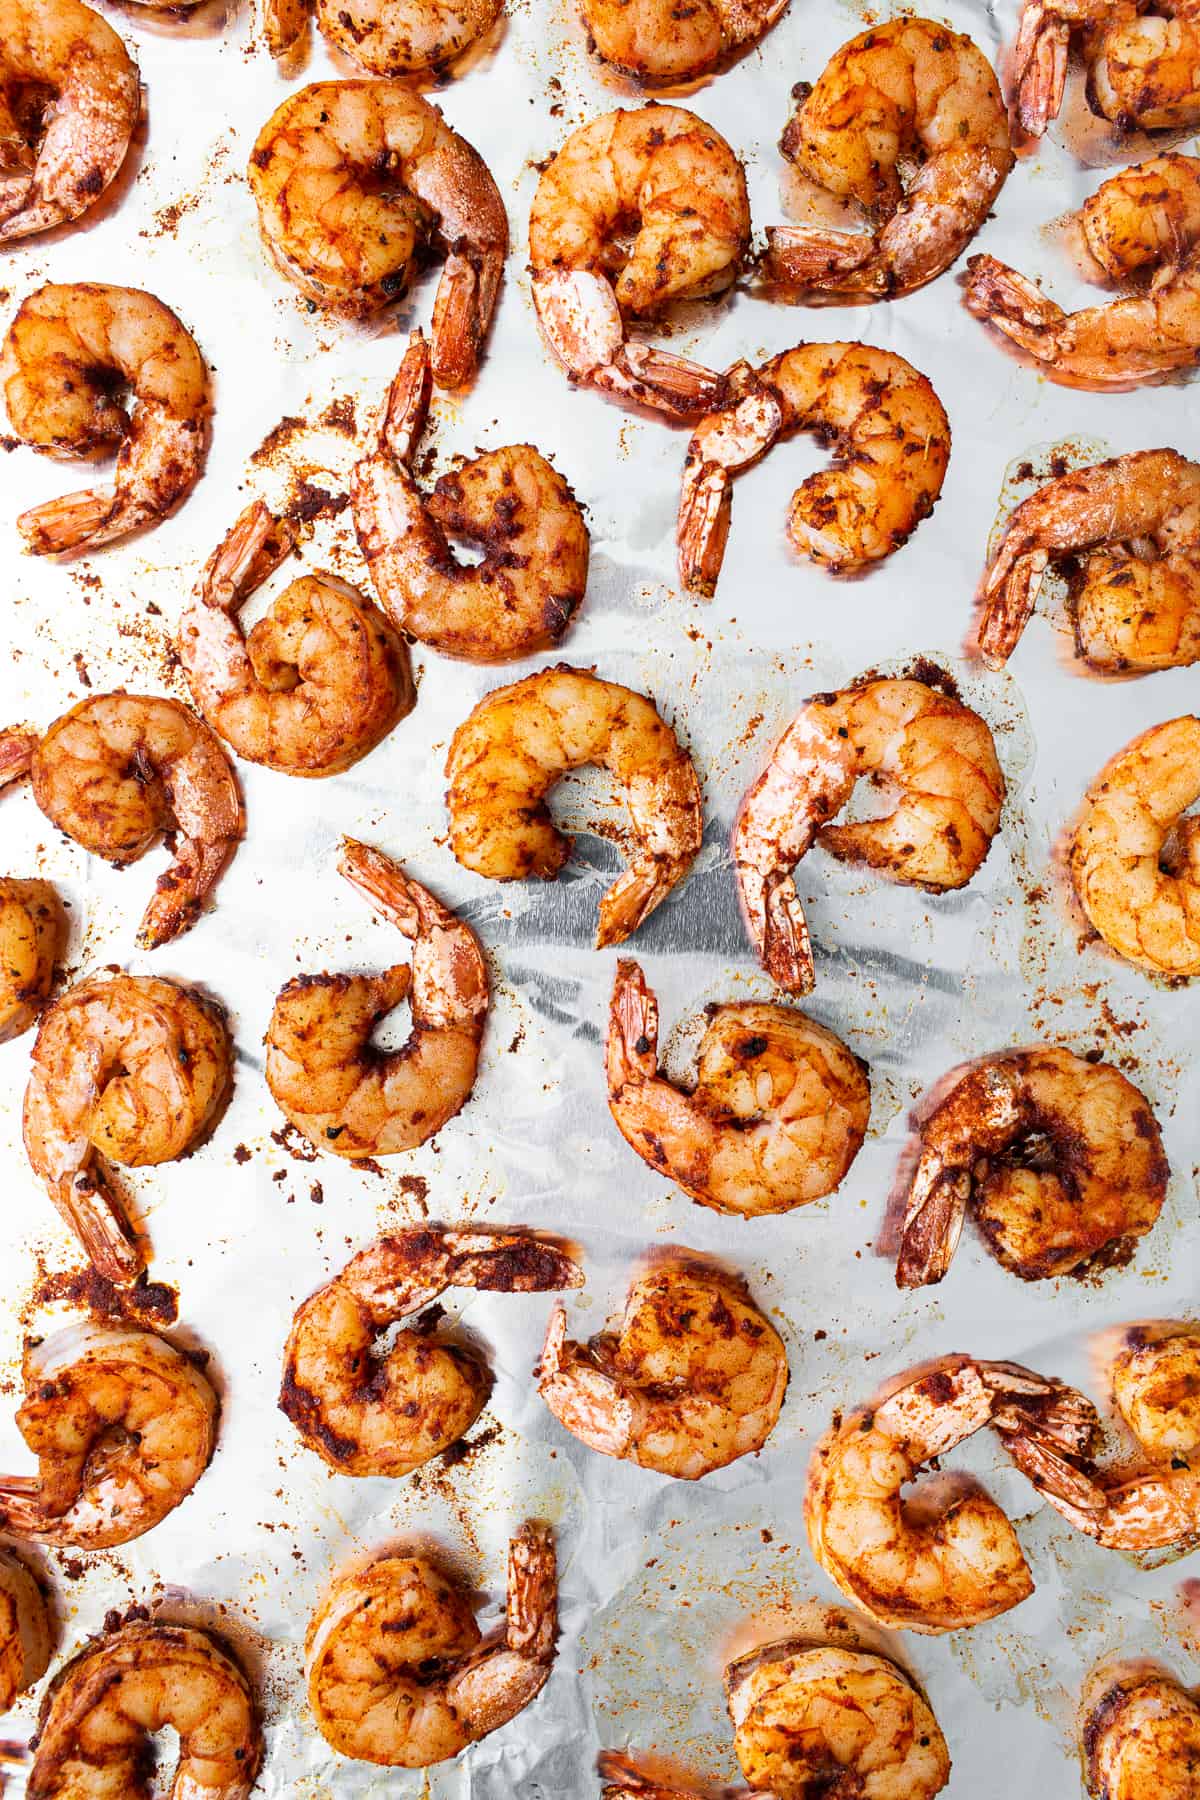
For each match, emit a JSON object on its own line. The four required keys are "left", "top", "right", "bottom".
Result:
{"left": 1002, "top": 1429, "right": 1110, "bottom": 1517}
{"left": 963, "top": 254, "right": 1069, "bottom": 358}
{"left": 137, "top": 836, "right": 238, "bottom": 950}
{"left": 741, "top": 869, "right": 815, "bottom": 996}
{"left": 504, "top": 1521, "right": 557, "bottom": 1662}
{"left": 678, "top": 378, "right": 782, "bottom": 596}
{"left": 598, "top": 1752, "right": 711, "bottom": 1798}
{"left": 18, "top": 488, "right": 120, "bottom": 558}
{"left": 977, "top": 543, "right": 1049, "bottom": 668}
{"left": 763, "top": 223, "right": 882, "bottom": 297}
{"left": 0, "top": 729, "right": 37, "bottom": 789}
{"left": 610, "top": 343, "right": 726, "bottom": 419}
{"left": 609, "top": 959, "right": 660, "bottom": 1083}
{"left": 201, "top": 500, "right": 295, "bottom": 614}
{"left": 596, "top": 856, "right": 687, "bottom": 949}
{"left": 379, "top": 332, "right": 434, "bottom": 466}
{"left": 261, "top": 0, "right": 312, "bottom": 57}
{"left": 52, "top": 1167, "right": 145, "bottom": 1286}
{"left": 895, "top": 1163, "right": 969, "bottom": 1289}
{"left": 537, "top": 1304, "right": 637, "bottom": 1459}
{"left": 677, "top": 462, "right": 732, "bottom": 598}
{"left": 0, "top": 1475, "right": 55, "bottom": 1538}
{"left": 430, "top": 247, "right": 504, "bottom": 391}
{"left": 440, "top": 1232, "right": 583, "bottom": 1297}
{"left": 1011, "top": 7, "right": 1069, "bottom": 138}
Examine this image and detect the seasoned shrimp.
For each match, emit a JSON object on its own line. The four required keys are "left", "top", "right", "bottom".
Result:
{"left": 580, "top": 0, "right": 786, "bottom": 83}
{"left": 529, "top": 107, "right": 749, "bottom": 420}
{"left": 446, "top": 666, "right": 702, "bottom": 946}
{"left": 606, "top": 960, "right": 869, "bottom": 1217}
{"left": 23, "top": 973, "right": 233, "bottom": 1284}
{"left": 677, "top": 345, "right": 949, "bottom": 597}
{"left": 0, "top": 0, "right": 138, "bottom": 244}
{"left": 179, "top": 499, "right": 414, "bottom": 777}
{"left": 764, "top": 20, "right": 1014, "bottom": 303}
{"left": 538, "top": 1262, "right": 787, "bottom": 1480}
{"left": 1012, "top": 0, "right": 1200, "bottom": 138}
{"left": 0, "top": 1548, "right": 51, "bottom": 1714}
{"left": 1082, "top": 1667, "right": 1200, "bottom": 1799}
{"left": 263, "top": 0, "right": 501, "bottom": 72}
{"left": 352, "top": 333, "right": 590, "bottom": 663}
{"left": 2, "top": 285, "right": 209, "bottom": 556}
{"left": 265, "top": 839, "right": 487, "bottom": 1158}
{"left": 806, "top": 1356, "right": 1098, "bottom": 1633}
{"left": 895, "top": 1048, "right": 1168, "bottom": 1289}
{"left": 1078, "top": 153, "right": 1200, "bottom": 280}
{"left": 306, "top": 1522, "right": 556, "bottom": 1767}
{"left": 0, "top": 694, "right": 242, "bottom": 948}
{"left": 247, "top": 82, "right": 507, "bottom": 386}
{"left": 281, "top": 1228, "right": 581, "bottom": 1476}
{"left": 0, "top": 1323, "right": 217, "bottom": 1549}
{"left": 1072, "top": 715, "right": 1200, "bottom": 977}
{"left": 977, "top": 449, "right": 1200, "bottom": 672}
{"left": 734, "top": 678, "right": 1004, "bottom": 995}
{"left": 28, "top": 1620, "right": 261, "bottom": 1800}
{"left": 0, "top": 878, "right": 64, "bottom": 1044}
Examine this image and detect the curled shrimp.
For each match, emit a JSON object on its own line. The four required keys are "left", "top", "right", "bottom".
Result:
{"left": 1071, "top": 715, "right": 1200, "bottom": 977}
{"left": 896, "top": 1048, "right": 1169, "bottom": 1289}
{"left": 0, "top": 1549, "right": 50, "bottom": 1714}
{"left": 677, "top": 345, "right": 950, "bottom": 598}
{"left": 22, "top": 973, "right": 233, "bottom": 1284}
{"left": 0, "top": 0, "right": 138, "bottom": 243}
{"left": 537, "top": 1261, "right": 787, "bottom": 1480}
{"left": 580, "top": 0, "right": 786, "bottom": 83}
{"left": 306, "top": 1522, "right": 557, "bottom": 1767}
{"left": 2, "top": 284, "right": 209, "bottom": 556}
{"left": 28, "top": 1620, "right": 261, "bottom": 1800}
{"left": 265, "top": 839, "right": 488, "bottom": 1158}
{"left": 0, "top": 878, "right": 64, "bottom": 1044}
{"left": 445, "top": 666, "right": 703, "bottom": 948}
{"left": 528, "top": 107, "right": 749, "bottom": 420}
{"left": 977, "top": 449, "right": 1200, "bottom": 672}
{"left": 179, "top": 499, "right": 414, "bottom": 777}
{"left": 1012, "top": 1, "right": 1200, "bottom": 138}
{"left": 247, "top": 81, "right": 507, "bottom": 387}
{"left": 280, "top": 1227, "right": 582, "bottom": 1477}
{"left": 764, "top": 20, "right": 1014, "bottom": 303}
{"left": 733, "top": 677, "right": 1005, "bottom": 995}
{"left": 0, "top": 1322, "right": 217, "bottom": 1549}
{"left": 351, "top": 332, "right": 590, "bottom": 662}
{"left": 606, "top": 959, "right": 870, "bottom": 1218}
{"left": 1082, "top": 1666, "right": 1200, "bottom": 1799}
{"left": 263, "top": 0, "right": 501, "bottom": 72}
{"left": 806, "top": 1356, "right": 1099, "bottom": 1633}
{"left": 0, "top": 694, "right": 242, "bottom": 948}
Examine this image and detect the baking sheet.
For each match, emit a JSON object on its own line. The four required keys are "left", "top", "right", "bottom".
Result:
{"left": 1, "top": 0, "right": 1199, "bottom": 1791}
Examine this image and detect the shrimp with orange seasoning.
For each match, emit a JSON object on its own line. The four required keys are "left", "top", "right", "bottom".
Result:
{"left": 0, "top": 878, "right": 64, "bottom": 1043}
{"left": 1081, "top": 1665, "right": 1200, "bottom": 1800}
{"left": 1011, "top": 0, "right": 1200, "bottom": 139}
{"left": 263, "top": 0, "right": 501, "bottom": 74}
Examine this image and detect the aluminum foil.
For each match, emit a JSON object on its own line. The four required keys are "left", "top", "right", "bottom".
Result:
{"left": 1, "top": 0, "right": 1199, "bottom": 1791}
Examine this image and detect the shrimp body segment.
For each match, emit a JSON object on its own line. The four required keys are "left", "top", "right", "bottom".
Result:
{"left": 978, "top": 449, "right": 1200, "bottom": 673}
{"left": 538, "top": 1262, "right": 788, "bottom": 1480}
{"left": 677, "top": 344, "right": 950, "bottom": 597}
{"left": 306, "top": 1522, "right": 557, "bottom": 1767}
{"left": 581, "top": 0, "right": 786, "bottom": 83}
{"left": 28, "top": 1621, "right": 261, "bottom": 1800}
{"left": 765, "top": 19, "right": 1014, "bottom": 302}
{"left": 0, "top": 1322, "right": 218, "bottom": 1549}
{"left": 1072, "top": 716, "right": 1200, "bottom": 977}
{"left": 0, "top": 877, "right": 64, "bottom": 1043}
{"left": 1012, "top": 1, "right": 1200, "bottom": 137}
{"left": 179, "top": 499, "right": 415, "bottom": 777}
{"left": 2, "top": 284, "right": 209, "bottom": 555}
{"left": 265, "top": 839, "right": 488, "bottom": 1158}
{"left": 23, "top": 973, "right": 233, "bottom": 1285}
{"left": 0, "top": 1547, "right": 51, "bottom": 1713}
{"left": 528, "top": 107, "right": 750, "bottom": 419}
{"left": 352, "top": 333, "right": 590, "bottom": 663}
{"left": 445, "top": 666, "right": 703, "bottom": 948}
{"left": 281, "top": 1228, "right": 582, "bottom": 1477}
{"left": 248, "top": 82, "right": 507, "bottom": 387}
{"left": 606, "top": 960, "right": 869, "bottom": 1217}
{"left": 733, "top": 678, "right": 1004, "bottom": 995}
{"left": 266, "top": 0, "right": 501, "bottom": 73}
{"left": 1083, "top": 1668, "right": 1200, "bottom": 1799}
{"left": 895, "top": 1048, "right": 1168, "bottom": 1289}
{"left": 0, "top": 0, "right": 138, "bottom": 244}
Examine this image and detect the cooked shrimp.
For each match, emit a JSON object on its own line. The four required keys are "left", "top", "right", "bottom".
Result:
{"left": 0, "top": 1323, "right": 217, "bottom": 1550}
{"left": 306, "top": 1522, "right": 556, "bottom": 1767}
{"left": 22, "top": 973, "right": 233, "bottom": 1285}
{"left": 895, "top": 1048, "right": 1168, "bottom": 1289}
{"left": 281, "top": 1227, "right": 581, "bottom": 1476}
{"left": 247, "top": 81, "right": 507, "bottom": 386}
{"left": 977, "top": 449, "right": 1200, "bottom": 672}
{"left": 733, "top": 677, "right": 1005, "bottom": 995}
{"left": 1078, "top": 153, "right": 1200, "bottom": 280}
{"left": 179, "top": 499, "right": 414, "bottom": 777}
{"left": 0, "top": 0, "right": 138, "bottom": 244}
{"left": 677, "top": 345, "right": 949, "bottom": 597}
{"left": 1071, "top": 715, "right": 1200, "bottom": 977}
{"left": 0, "top": 878, "right": 64, "bottom": 1044}
{"left": 606, "top": 959, "right": 869, "bottom": 1217}
{"left": 529, "top": 107, "right": 749, "bottom": 420}
{"left": 265, "top": 838, "right": 487, "bottom": 1158}
{"left": 581, "top": 0, "right": 786, "bottom": 82}
{"left": 2, "top": 284, "right": 209, "bottom": 556}
{"left": 764, "top": 20, "right": 1014, "bottom": 303}
{"left": 351, "top": 332, "right": 590, "bottom": 663}
{"left": 0, "top": 1548, "right": 50, "bottom": 1714}
{"left": 537, "top": 1262, "right": 787, "bottom": 1480}
{"left": 1082, "top": 1667, "right": 1200, "bottom": 1798}
{"left": 0, "top": 694, "right": 242, "bottom": 948}
{"left": 28, "top": 1620, "right": 261, "bottom": 1799}
{"left": 445, "top": 666, "right": 703, "bottom": 947}
{"left": 1114, "top": 1328, "right": 1200, "bottom": 1454}
{"left": 1012, "top": 0, "right": 1200, "bottom": 138}
{"left": 725, "top": 1640, "right": 951, "bottom": 1800}
{"left": 806, "top": 1356, "right": 1098, "bottom": 1633}
{"left": 263, "top": 0, "right": 500, "bottom": 72}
